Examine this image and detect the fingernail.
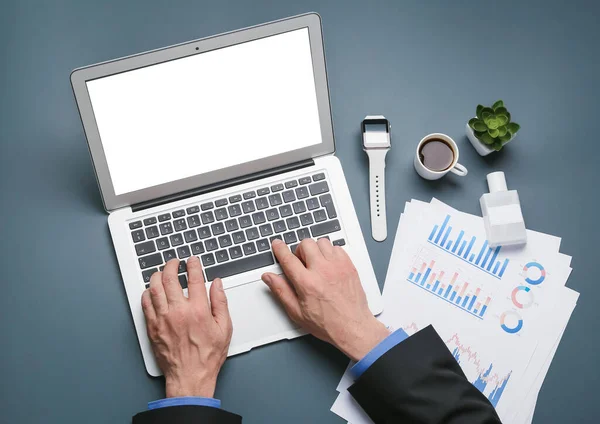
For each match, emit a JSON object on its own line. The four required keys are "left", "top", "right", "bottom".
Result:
{"left": 272, "top": 239, "right": 282, "bottom": 246}
{"left": 262, "top": 274, "right": 272, "bottom": 285}
{"left": 214, "top": 278, "right": 223, "bottom": 290}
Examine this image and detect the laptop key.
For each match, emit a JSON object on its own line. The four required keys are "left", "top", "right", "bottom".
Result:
{"left": 211, "top": 222, "right": 225, "bottom": 235}
{"left": 232, "top": 231, "right": 246, "bottom": 244}
{"left": 202, "top": 253, "right": 216, "bottom": 267}
{"left": 129, "top": 221, "right": 142, "bottom": 229}
{"left": 284, "top": 232, "right": 297, "bottom": 244}
{"left": 136, "top": 240, "right": 156, "bottom": 256}
{"left": 266, "top": 208, "right": 279, "bottom": 221}
{"left": 201, "top": 211, "right": 215, "bottom": 224}
{"left": 257, "top": 187, "right": 270, "bottom": 196}
{"left": 319, "top": 194, "right": 337, "bottom": 218}
{"left": 157, "top": 213, "right": 171, "bottom": 222}
{"left": 282, "top": 190, "right": 296, "bottom": 203}
{"left": 313, "top": 209, "right": 327, "bottom": 223}
{"left": 242, "top": 242, "right": 257, "bottom": 256}
{"left": 139, "top": 253, "right": 163, "bottom": 270}
{"left": 312, "top": 173, "right": 325, "bottom": 181}
{"left": 197, "top": 226, "right": 211, "bottom": 239}
{"left": 255, "top": 197, "right": 269, "bottom": 210}
{"left": 170, "top": 234, "right": 184, "bottom": 247}
{"left": 245, "top": 227, "right": 259, "bottom": 240}
{"left": 290, "top": 244, "right": 299, "bottom": 254}
{"left": 201, "top": 202, "right": 214, "bottom": 211}
{"left": 309, "top": 181, "right": 329, "bottom": 196}
{"left": 279, "top": 204, "right": 293, "bottom": 217}
{"left": 271, "top": 183, "right": 284, "bottom": 192}
{"left": 187, "top": 215, "right": 201, "bottom": 228}
{"left": 215, "top": 198, "right": 228, "bottom": 207}
{"left": 163, "top": 249, "right": 177, "bottom": 261}
{"left": 286, "top": 216, "right": 300, "bottom": 229}
{"left": 184, "top": 230, "right": 198, "bottom": 243}
{"left": 242, "top": 201, "right": 255, "bottom": 213}
{"left": 177, "top": 246, "right": 191, "bottom": 259}
{"left": 143, "top": 217, "right": 157, "bottom": 226}
{"left": 178, "top": 261, "right": 187, "bottom": 274}
{"left": 156, "top": 237, "right": 170, "bottom": 250}
{"left": 333, "top": 238, "right": 346, "bottom": 246}
{"left": 205, "top": 238, "right": 219, "bottom": 251}
{"left": 256, "top": 239, "right": 270, "bottom": 251}
{"left": 229, "top": 246, "right": 243, "bottom": 259}
{"left": 270, "top": 235, "right": 283, "bottom": 244}
{"left": 297, "top": 228, "right": 311, "bottom": 241}
{"left": 187, "top": 206, "right": 200, "bottom": 214}
{"left": 306, "top": 198, "right": 320, "bottom": 210}
{"left": 259, "top": 224, "right": 273, "bottom": 237}
{"left": 252, "top": 211, "right": 266, "bottom": 225}
{"left": 293, "top": 201, "right": 306, "bottom": 214}
{"left": 146, "top": 226, "right": 160, "bottom": 238}
{"left": 300, "top": 213, "right": 313, "bottom": 226}
{"left": 238, "top": 216, "right": 252, "bottom": 228}
{"left": 268, "top": 193, "right": 283, "bottom": 206}
{"left": 142, "top": 268, "right": 158, "bottom": 283}
{"left": 228, "top": 204, "right": 242, "bottom": 217}
{"left": 299, "top": 177, "right": 312, "bottom": 185}
{"left": 190, "top": 242, "right": 205, "bottom": 255}
{"left": 285, "top": 180, "right": 298, "bottom": 189}
{"left": 273, "top": 220, "right": 287, "bottom": 233}
{"left": 216, "top": 250, "right": 229, "bottom": 263}
{"left": 205, "top": 251, "right": 274, "bottom": 281}
{"left": 243, "top": 191, "right": 256, "bottom": 199}
{"left": 215, "top": 208, "right": 228, "bottom": 221}
{"left": 173, "top": 210, "right": 185, "bottom": 218}
{"left": 218, "top": 234, "right": 232, "bottom": 248}
{"left": 131, "top": 230, "right": 145, "bottom": 243}
{"left": 229, "top": 194, "right": 242, "bottom": 203}
{"left": 173, "top": 218, "right": 187, "bottom": 231}
{"left": 310, "top": 219, "right": 341, "bottom": 238}
{"left": 295, "top": 187, "right": 309, "bottom": 199}
{"left": 178, "top": 274, "right": 188, "bottom": 289}
{"left": 225, "top": 219, "right": 239, "bottom": 232}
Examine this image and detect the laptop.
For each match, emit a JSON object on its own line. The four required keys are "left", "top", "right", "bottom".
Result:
{"left": 71, "top": 12, "right": 383, "bottom": 377}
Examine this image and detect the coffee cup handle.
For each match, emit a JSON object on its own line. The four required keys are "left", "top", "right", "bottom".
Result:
{"left": 450, "top": 163, "right": 468, "bottom": 176}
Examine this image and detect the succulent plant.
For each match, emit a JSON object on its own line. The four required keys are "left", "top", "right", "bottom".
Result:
{"left": 468, "top": 100, "right": 520, "bottom": 151}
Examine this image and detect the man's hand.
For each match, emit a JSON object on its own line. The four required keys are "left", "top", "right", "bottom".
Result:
{"left": 141, "top": 257, "right": 232, "bottom": 398}
{"left": 261, "top": 239, "right": 389, "bottom": 362}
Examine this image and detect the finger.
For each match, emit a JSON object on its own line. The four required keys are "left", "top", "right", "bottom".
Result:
{"left": 261, "top": 272, "right": 302, "bottom": 322}
{"left": 186, "top": 256, "right": 210, "bottom": 311}
{"left": 149, "top": 271, "right": 168, "bottom": 314}
{"left": 316, "top": 237, "right": 335, "bottom": 260}
{"left": 209, "top": 278, "right": 232, "bottom": 330}
{"left": 141, "top": 289, "right": 157, "bottom": 322}
{"left": 295, "top": 238, "right": 324, "bottom": 268}
{"left": 271, "top": 239, "right": 309, "bottom": 283}
{"left": 162, "top": 259, "right": 184, "bottom": 304}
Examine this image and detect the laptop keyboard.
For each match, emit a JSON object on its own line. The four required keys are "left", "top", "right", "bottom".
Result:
{"left": 130, "top": 172, "right": 346, "bottom": 289}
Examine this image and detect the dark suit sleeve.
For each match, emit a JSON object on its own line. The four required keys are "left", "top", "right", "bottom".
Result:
{"left": 132, "top": 405, "right": 242, "bottom": 424}
{"left": 348, "top": 325, "right": 502, "bottom": 424}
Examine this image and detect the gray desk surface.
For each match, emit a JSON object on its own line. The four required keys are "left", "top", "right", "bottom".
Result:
{"left": 1, "top": 0, "right": 598, "bottom": 422}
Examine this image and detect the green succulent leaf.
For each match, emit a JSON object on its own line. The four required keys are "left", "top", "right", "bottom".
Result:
{"left": 477, "top": 132, "right": 496, "bottom": 145}
{"left": 486, "top": 117, "right": 500, "bottom": 130}
{"left": 482, "top": 111, "right": 492, "bottom": 121}
{"left": 488, "top": 128, "right": 500, "bottom": 138}
{"left": 496, "top": 114, "right": 509, "bottom": 126}
{"left": 497, "top": 126, "right": 508, "bottom": 137}
{"left": 476, "top": 105, "right": 485, "bottom": 119}
{"left": 469, "top": 118, "right": 488, "bottom": 132}
{"left": 507, "top": 122, "right": 520, "bottom": 134}
{"left": 492, "top": 141, "right": 504, "bottom": 151}
{"left": 499, "top": 133, "right": 512, "bottom": 143}
{"left": 492, "top": 100, "right": 504, "bottom": 110}
{"left": 481, "top": 107, "right": 494, "bottom": 117}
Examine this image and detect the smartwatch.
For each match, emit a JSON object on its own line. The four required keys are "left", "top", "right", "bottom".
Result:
{"left": 362, "top": 116, "right": 391, "bottom": 242}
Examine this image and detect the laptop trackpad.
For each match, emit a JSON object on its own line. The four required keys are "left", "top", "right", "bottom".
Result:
{"left": 225, "top": 276, "right": 302, "bottom": 355}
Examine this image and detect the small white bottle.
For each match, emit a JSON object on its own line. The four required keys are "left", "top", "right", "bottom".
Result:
{"left": 480, "top": 172, "right": 527, "bottom": 247}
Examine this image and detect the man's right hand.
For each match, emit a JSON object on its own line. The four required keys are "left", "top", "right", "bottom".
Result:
{"left": 261, "top": 238, "right": 389, "bottom": 362}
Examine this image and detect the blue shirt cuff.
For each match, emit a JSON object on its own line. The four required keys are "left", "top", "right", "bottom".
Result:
{"left": 148, "top": 397, "right": 221, "bottom": 410}
{"left": 350, "top": 328, "right": 409, "bottom": 378}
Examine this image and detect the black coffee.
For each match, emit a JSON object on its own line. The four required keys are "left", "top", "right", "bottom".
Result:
{"left": 419, "top": 139, "right": 455, "bottom": 172}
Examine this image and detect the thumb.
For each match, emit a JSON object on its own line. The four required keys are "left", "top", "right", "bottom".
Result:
{"left": 261, "top": 273, "right": 302, "bottom": 322}
{"left": 209, "top": 278, "right": 232, "bottom": 329}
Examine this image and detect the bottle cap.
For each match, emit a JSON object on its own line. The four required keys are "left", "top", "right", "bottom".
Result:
{"left": 487, "top": 171, "right": 508, "bottom": 193}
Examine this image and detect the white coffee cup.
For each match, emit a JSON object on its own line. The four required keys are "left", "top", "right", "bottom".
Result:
{"left": 414, "top": 133, "right": 468, "bottom": 180}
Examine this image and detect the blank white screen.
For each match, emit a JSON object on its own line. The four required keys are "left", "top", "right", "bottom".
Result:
{"left": 86, "top": 28, "right": 322, "bottom": 196}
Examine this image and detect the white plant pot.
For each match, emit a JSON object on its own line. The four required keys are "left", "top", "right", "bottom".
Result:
{"left": 465, "top": 121, "right": 514, "bottom": 156}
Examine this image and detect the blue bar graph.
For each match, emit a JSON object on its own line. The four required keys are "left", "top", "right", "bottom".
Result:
{"left": 432, "top": 280, "right": 440, "bottom": 292}
{"left": 437, "top": 287, "right": 444, "bottom": 295}
{"left": 450, "top": 291, "right": 457, "bottom": 301}
{"left": 427, "top": 215, "right": 509, "bottom": 279}
{"left": 408, "top": 272, "right": 415, "bottom": 280}
{"left": 461, "top": 296, "right": 470, "bottom": 307}
{"left": 444, "top": 285, "right": 453, "bottom": 297}
{"left": 456, "top": 295, "right": 462, "bottom": 304}
{"left": 468, "top": 296, "right": 477, "bottom": 310}
{"left": 480, "top": 305, "right": 488, "bottom": 316}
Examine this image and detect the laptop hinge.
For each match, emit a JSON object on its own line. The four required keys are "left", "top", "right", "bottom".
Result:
{"left": 132, "top": 159, "right": 315, "bottom": 212}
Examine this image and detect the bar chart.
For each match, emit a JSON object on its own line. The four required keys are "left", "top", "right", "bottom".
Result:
{"left": 427, "top": 214, "right": 510, "bottom": 279}
{"left": 407, "top": 259, "right": 491, "bottom": 320}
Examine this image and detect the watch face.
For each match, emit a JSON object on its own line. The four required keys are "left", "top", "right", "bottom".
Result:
{"left": 362, "top": 118, "right": 391, "bottom": 148}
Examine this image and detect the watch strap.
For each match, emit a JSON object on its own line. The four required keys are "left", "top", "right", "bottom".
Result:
{"left": 366, "top": 149, "right": 388, "bottom": 241}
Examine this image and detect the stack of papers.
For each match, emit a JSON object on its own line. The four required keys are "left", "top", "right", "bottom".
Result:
{"left": 331, "top": 199, "right": 578, "bottom": 424}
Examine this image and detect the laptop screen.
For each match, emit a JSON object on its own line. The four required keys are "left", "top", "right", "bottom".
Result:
{"left": 86, "top": 28, "right": 322, "bottom": 196}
